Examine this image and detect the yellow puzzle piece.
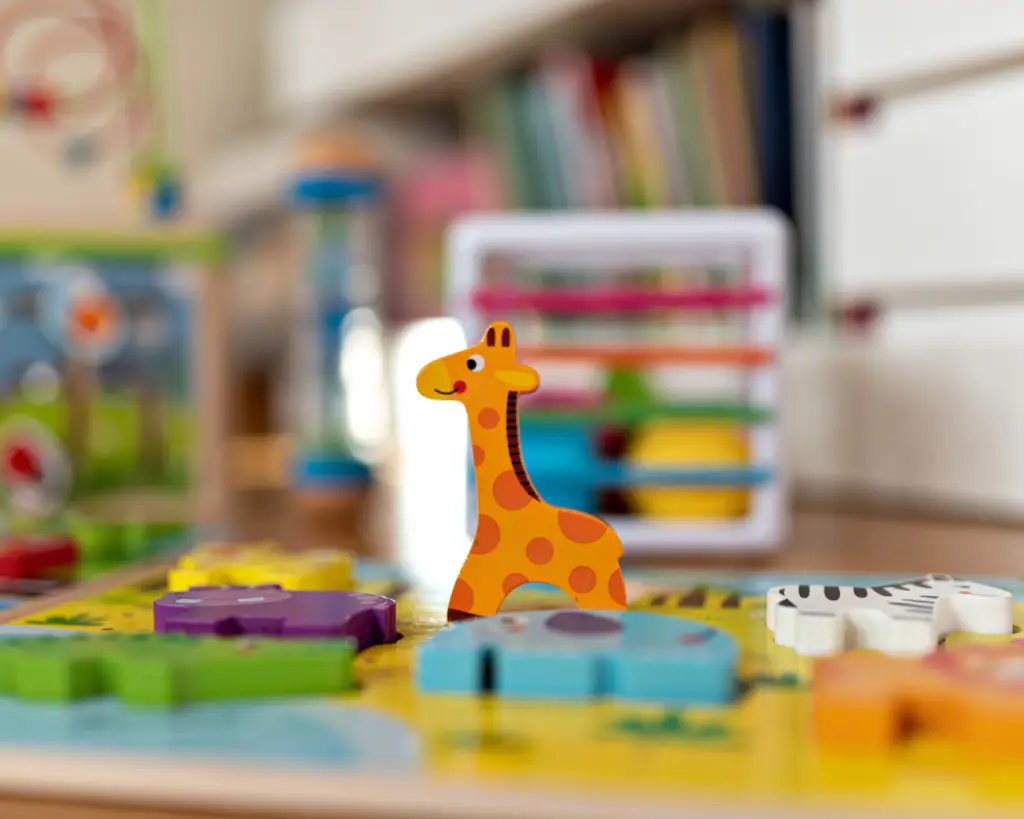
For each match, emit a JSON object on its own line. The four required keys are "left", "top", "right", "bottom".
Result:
{"left": 167, "top": 542, "right": 353, "bottom": 592}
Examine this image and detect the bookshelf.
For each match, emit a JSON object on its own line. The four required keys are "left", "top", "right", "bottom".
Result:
{"left": 197, "top": 0, "right": 815, "bottom": 224}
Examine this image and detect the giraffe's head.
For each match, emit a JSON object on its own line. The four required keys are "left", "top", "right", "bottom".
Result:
{"left": 417, "top": 321, "right": 539, "bottom": 408}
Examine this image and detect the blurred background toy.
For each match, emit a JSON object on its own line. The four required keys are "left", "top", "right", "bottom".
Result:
{"left": 0, "top": 231, "right": 224, "bottom": 572}
{"left": 287, "top": 134, "right": 389, "bottom": 551}
{"left": 0, "top": 0, "right": 183, "bottom": 222}
{"left": 449, "top": 211, "right": 787, "bottom": 554}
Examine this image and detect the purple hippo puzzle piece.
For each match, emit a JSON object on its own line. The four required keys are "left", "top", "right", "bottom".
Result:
{"left": 152, "top": 585, "right": 398, "bottom": 649}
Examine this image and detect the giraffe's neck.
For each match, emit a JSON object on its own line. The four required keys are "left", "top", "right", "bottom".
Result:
{"left": 470, "top": 391, "right": 540, "bottom": 511}
{"left": 503, "top": 391, "right": 540, "bottom": 501}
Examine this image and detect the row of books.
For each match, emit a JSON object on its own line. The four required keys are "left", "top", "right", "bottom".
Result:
{"left": 388, "top": 7, "right": 801, "bottom": 323}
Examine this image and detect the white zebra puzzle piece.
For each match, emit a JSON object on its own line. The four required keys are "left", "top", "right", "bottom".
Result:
{"left": 766, "top": 574, "right": 1013, "bottom": 657}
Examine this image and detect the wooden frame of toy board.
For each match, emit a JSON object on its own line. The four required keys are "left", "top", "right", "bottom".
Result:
{"left": 446, "top": 211, "right": 789, "bottom": 555}
{"left": 0, "top": 228, "right": 228, "bottom": 533}
{"left": 0, "top": 756, "right": 903, "bottom": 819}
{"left": 0, "top": 765, "right": 913, "bottom": 819}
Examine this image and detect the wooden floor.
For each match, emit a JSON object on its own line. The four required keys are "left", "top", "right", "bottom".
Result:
{"left": 637, "top": 504, "right": 1024, "bottom": 574}
{"left": 8, "top": 505, "right": 1024, "bottom": 819}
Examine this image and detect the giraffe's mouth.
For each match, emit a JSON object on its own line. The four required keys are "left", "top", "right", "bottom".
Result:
{"left": 435, "top": 381, "right": 466, "bottom": 396}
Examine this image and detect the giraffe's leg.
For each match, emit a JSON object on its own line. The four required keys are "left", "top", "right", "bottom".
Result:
{"left": 558, "top": 563, "right": 628, "bottom": 612}
{"left": 446, "top": 557, "right": 508, "bottom": 622}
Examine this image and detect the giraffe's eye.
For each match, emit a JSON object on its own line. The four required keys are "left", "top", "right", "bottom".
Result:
{"left": 467, "top": 355, "right": 485, "bottom": 372}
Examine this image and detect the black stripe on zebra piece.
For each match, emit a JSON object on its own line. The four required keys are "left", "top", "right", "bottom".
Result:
{"left": 890, "top": 602, "right": 934, "bottom": 611}
{"left": 911, "top": 580, "right": 932, "bottom": 588}
{"left": 853, "top": 587, "right": 868, "bottom": 598}
{"left": 779, "top": 599, "right": 796, "bottom": 609}
{"left": 798, "top": 585, "right": 810, "bottom": 598}
{"left": 872, "top": 587, "right": 892, "bottom": 597}
{"left": 824, "top": 586, "right": 841, "bottom": 601}
{"left": 920, "top": 594, "right": 938, "bottom": 599}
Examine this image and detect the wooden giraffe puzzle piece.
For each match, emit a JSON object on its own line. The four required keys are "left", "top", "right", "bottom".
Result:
{"left": 814, "top": 643, "right": 1024, "bottom": 758}
{"left": 416, "top": 610, "right": 738, "bottom": 703}
{"left": 416, "top": 322, "right": 626, "bottom": 621}
{"left": 0, "top": 633, "right": 355, "bottom": 706}
{"left": 167, "top": 541, "right": 353, "bottom": 592}
{"left": 767, "top": 574, "right": 1012, "bottom": 657}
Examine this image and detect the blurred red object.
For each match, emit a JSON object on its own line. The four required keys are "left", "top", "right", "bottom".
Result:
{"left": 10, "top": 85, "right": 55, "bottom": 121}
{"left": 0, "top": 534, "right": 77, "bottom": 580}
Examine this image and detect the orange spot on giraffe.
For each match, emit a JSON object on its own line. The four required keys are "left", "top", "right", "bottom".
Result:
{"left": 502, "top": 573, "right": 529, "bottom": 595}
{"left": 558, "top": 510, "right": 607, "bottom": 544}
{"left": 450, "top": 578, "right": 474, "bottom": 611}
{"left": 493, "top": 470, "right": 531, "bottom": 511}
{"left": 525, "top": 537, "right": 553, "bottom": 565}
{"left": 471, "top": 515, "right": 500, "bottom": 555}
{"left": 568, "top": 566, "right": 597, "bottom": 594}
{"left": 608, "top": 569, "right": 627, "bottom": 606}
{"left": 478, "top": 408, "right": 500, "bottom": 429}
{"left": 472, "top": 445, "right": 485, "bottom": 466}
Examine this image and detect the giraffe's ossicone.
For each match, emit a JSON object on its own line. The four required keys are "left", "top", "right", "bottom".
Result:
{"left": 417, "top": 321, "right": 627, "bottom": 622}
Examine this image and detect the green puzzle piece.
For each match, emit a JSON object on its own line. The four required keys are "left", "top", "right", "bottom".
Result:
{"left": 0, "top": 634, "right": 356, "bottom": 707}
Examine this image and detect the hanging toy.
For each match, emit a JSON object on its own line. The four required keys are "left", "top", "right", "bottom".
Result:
{"left": 8, "top": 81, "right": 56, "bottom": 123}
{"left": 64, "top": 132, "right": 97, "bottom": 168}
{"left": 125, "top": 153, "right": 182, "bottom": 221}
{"left": 149, "top": 170, "right": 182, "bottom": 221}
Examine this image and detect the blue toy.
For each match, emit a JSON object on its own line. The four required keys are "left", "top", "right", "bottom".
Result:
{"left": 416, "top": 610, "right": 738, "bottom": 704}
{"left": 149, "top": 173, "right": 182, "bottom": 221}
{"left": 288, "top": 142, "right": 384, "bottom": 496}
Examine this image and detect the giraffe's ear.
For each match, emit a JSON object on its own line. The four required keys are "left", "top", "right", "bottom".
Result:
{"left": 483, "top": 322, "right": 515, "bottom": 348}
{"left": 495, "top": 365, "right": 539, "bottom": 393}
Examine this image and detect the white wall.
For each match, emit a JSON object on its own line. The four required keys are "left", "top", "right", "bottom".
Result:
{"left": 266, "top": 0, "right": 593, "bottom": 115}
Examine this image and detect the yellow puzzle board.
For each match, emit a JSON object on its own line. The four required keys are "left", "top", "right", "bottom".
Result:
{"left": 2, "top": 566, "right": 1024, "bottom": 819}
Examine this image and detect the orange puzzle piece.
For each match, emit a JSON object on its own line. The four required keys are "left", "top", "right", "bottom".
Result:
{"left": 814, "top": 643, "right": 1024, "bottom": 758}
{"left": 417, "top": 321, "right": 626, "bottom": 621}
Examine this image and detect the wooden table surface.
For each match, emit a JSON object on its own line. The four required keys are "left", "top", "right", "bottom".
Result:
{"left": 4, "top": 504, "right": 1023, "bottom": 819}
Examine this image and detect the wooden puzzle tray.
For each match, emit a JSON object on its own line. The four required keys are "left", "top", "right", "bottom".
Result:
{"left": 0, "top": 561, "right": 1022, "bottom": 819}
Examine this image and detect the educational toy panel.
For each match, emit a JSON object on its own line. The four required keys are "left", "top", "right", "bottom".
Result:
{"left": 0, "top": 233, "right": 220, "bottom": 558}
{"left": 446, "top": 212, "right": 787, "bottom": 554}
